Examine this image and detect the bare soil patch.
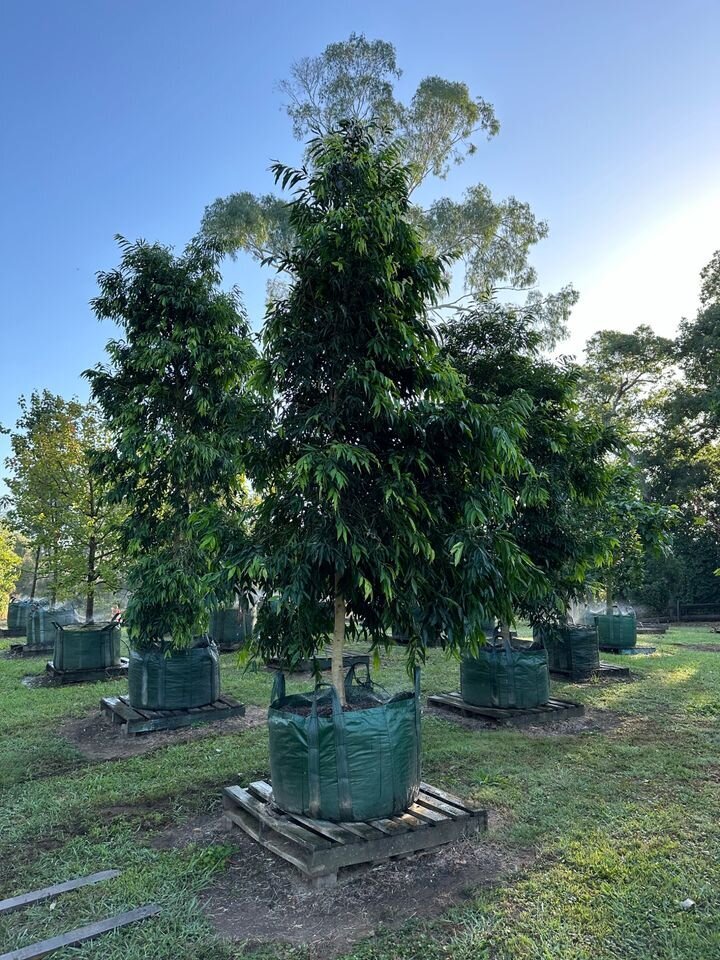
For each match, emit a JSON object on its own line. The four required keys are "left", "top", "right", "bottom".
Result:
{"left": 60, "top": 705, "right": 267, "bottom": 761}
{"left": 182, "top": 814, "right": 527, "bottom": 957}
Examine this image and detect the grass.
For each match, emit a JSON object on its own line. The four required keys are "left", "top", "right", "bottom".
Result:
{"left": 1, "top": 625, "right": 719, "bottom": 958}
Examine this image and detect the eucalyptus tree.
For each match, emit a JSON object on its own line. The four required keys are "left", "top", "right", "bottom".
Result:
{"left": 202, "top": 33, "right": 576, "bottom": 346}
{"left": 86, "top": 236, "right": 257, "bottom": 651}
{"left": 235, "top": 121, "right": 539, "bottom": 702}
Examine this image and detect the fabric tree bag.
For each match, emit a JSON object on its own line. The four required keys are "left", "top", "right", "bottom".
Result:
{"left": 268, "top": 664, "right": 421, "bottom": 823}
{"left": 534, "top": 623, "right": 600, "bottom": 680}
{"left": 128, "top": 637, "right": 221, "bottom": 710}
{"left": 461, "top": 635, "right": 550, "bottom": 709}
{"left": 53, "top": 620, "right": 121, "bottom": 671}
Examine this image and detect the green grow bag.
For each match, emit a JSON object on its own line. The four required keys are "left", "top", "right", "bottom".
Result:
{"left": 53, "top": 621, "right": 121, "bottom": 671}
{"left": 128, "top": 638, "right": 220, "bottom": 710}
{"left": 209, "top": 607, "right": 252, "bottom": 649}
{"left": 268, "top": 664, "right": 421, "bottom": 823}
{"left": 7, "top": 599, "right": 46, "bottom": 632}
{"left": 461, "top": 637, "right": 550, "bottom": 708}
{"left": 27, "top": 605, "right": 81, "bottom": 649}
{"left": 594, "top": 613, "right": 637, "bottom": 650}
{"left": 534, "top": 624, "right": 600, "bottom": 680}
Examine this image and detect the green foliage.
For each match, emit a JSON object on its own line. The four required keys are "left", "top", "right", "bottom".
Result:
{"left": 2, "top": 392, "right": 124, "bottom": 613}
{"left": 442, "top": 301, "right": 615, "bottom": 624}
{"left": 0, "top": 522, "right": 21, "bottom": 614}
{"left": 237, "top": 122, "right": 537, "bottom": 676}
{"left": 86, "top": 237, "right": 258, "bottom": 650}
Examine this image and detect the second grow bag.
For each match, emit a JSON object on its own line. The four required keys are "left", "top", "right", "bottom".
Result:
{"left": 27, "top": 605, "right": 81, "bottom": 649}
{"left": 268, "top": 664, "right": 421, "bottom": 823}
{"left": 594, "top": 613, "right": 637, "bottom": 650}
{"left": 534, "top": 624, "right": 600, "bottom": 681}
{"left": 7, "top": 598, "right": 45, "bottom": 632}
{"left": 461, "top": 636, "right": 550, "bottom": 709}
{"left": 209, "top": 607, "right": 252, "bottom": 649}
{"left": 53, "top": 621, "right": 121, "bottom": 672}
{"left": 128, "top": 638, "right": 221, "bottom": 711}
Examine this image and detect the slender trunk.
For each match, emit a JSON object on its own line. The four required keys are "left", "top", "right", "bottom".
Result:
{"left": 332, "top": 574, "right": 346, "bottom": 707}
{"left": 499, "top": 620, "right": 512, "bottom": 643}
{"left": 85, "top": 536, "right": 96, "bottom": 623}
{"left": 29, "top": 546, "right": 41, "bottom": 600}
{"left": 605, "top": 580, "right": 613, "bottom": 615}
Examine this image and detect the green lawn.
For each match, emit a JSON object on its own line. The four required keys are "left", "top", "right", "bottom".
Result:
{"left": 1, "top": 625, "right": 719, "bottom": 959}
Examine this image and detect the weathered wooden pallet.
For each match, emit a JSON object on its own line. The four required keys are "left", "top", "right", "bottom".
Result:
{"left": 265, "top": 652, "right": 370, "bottom": 673}
{"left": 549, "top": 660, "right": 630, "bottom": 681}
{"left": 9, "top": 643, "right": 53, "bottom": 658}
{"left": 100, "top": 692, "right": 245, "bottom": 736}
{"left": 223, "top": 779, "right": 486, "bottom": 888}
{"left": 427, "top": 691, "right": 585, "bottom": 725}
{"left": 0, "top": 627, "right": 26, "bottom": 639}
{"left": 45, "top": 658, "right": 129, "bottom": 685}
{"left": 637, "top": 625, "right": 668, "bottom": 635}
{"left": 599, "top": 645, "right": 656, "bottom": 656}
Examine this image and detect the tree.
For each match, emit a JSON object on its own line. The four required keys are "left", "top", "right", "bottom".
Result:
{"left": 2, "top": 391, "right": 123, "bottom": 614}
{"left": 0, "top": 522, "right": 22, "bottom": 616}
{"left": 579, "top": 325, "right": 676, "bottom": 437}
{"left": 235, "top": 121, "right": 539, "bottom": 703}
{"left": 442, "top": 301, "right": 615, "bottom": 627}
{"left": 85, "top": 236, "right": 258, "bottom": 650}
{"left": 201, "top": 34, "right": 576, "bottom": 346}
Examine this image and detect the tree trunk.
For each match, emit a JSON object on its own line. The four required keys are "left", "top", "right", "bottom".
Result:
{"left": 29, "top": 546, "right": 41, "bottom": 600}
{"left": 331, "top": 575, "right": 346, "bottom": 707}
{"left": 499, "top": 620, "right": 512, "bottom": 643}
{"left": 85, "top": 535, "right": 97, "bottom": 623}
{"left": 605, "top": 580, "right": 613, "bottom": 615}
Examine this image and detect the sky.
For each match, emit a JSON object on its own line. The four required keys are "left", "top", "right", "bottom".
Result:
{"left": 1, "top": 0, "right": 719, "bottom": 469}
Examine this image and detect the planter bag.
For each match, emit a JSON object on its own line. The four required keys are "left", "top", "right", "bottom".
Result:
{"left": 27, "top": 605, "right": 81, "bottom": 649}
{"left": 594, "top": 614, "right": 637, "bottom": 649}
{"left": 128, "top": 638, "right": 221, "bottom": 710}
{"left": 53, "top": 621, "right": 121, "bottom": 671}
{"left": 209, "top": 607, "right": 252, "bottom": 648}
{"left": 268, "top": 664, "right": 421, "bottom": 823}
{"left": 461, "top": 637, "right": 550, "bottom": 708}
{"left": 534, "top": 624, "right": 600, "bottom": 681}
{"left": 8, "top": 598, "right": 47, "bottom": 631}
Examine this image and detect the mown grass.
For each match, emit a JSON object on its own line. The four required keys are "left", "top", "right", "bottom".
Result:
{"left": 1, "top": 625, "right": 719, "bottom": 959}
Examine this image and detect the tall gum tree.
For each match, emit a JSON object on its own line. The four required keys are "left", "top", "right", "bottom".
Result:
{"left": 201, "top": 34, "right": 577, "bottom": 347}
{"left": 238, "top": 122, "right": 539, "bottom": 703}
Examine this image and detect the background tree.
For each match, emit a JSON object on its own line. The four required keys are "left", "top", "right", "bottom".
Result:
{"left": 236, "top": 122, "right": 540, "bottom": 703}
{"left": 0, "top": 522, "right": 22, "bottom": 616}
{"left": 202, "top": 33, "right": 576, "bottom": 346}
{"left": 442, "top": 301, "right": 615, "bottom": 628}
{"left": 2, "top": 392, "right": 123, "bottom": 614}
{"left": 86, "top": 236, "right": 258, "bottom": 650}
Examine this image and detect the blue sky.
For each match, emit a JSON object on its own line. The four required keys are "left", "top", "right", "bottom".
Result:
{"left": 1, "top": 0, "right": 719, "bottom": 466}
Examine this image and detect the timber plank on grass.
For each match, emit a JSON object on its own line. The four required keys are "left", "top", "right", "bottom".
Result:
{"left": 0, "top": 871, "right": 120, "bottom": 916}
{"left": 0, "top": 628, "right": 26, "bottom": 639}
{"left": 8, "top": 644, "right": 54, "bottom": 658}
{"left": 598, "top": 645, "right": 657, "bottom": 656}
{"left": 45, "top": 658, "right": 129, "bottom": 685}
{"left": 549, "top": 660, "right": 631, "bottom": 681}
{"left": 100, "top": 693, "right": 245, "bottom": 736}
{"left": 0, "top": 903, "right": 160, "bottom": 960}
{"left": 223, "top": 779, "right": 486, "bottom": 888}
{"left": 427, "top": 691, "right": 584, "bottom": 726}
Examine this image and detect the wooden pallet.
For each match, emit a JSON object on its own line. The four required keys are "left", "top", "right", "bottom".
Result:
{"left": 427, "top": 692, "right": 584, "bottom": 725}
{"left": 265, "top": 652, "right": 370, "bottom": 673}
{"left": 101, "top": 692, "right": 245, "bottom": 735}
{"left": 9, "top": 643, "right": 53, "bottom": 658}
{"left": 549, "top": 660, "right": 630, "bottom": 681}
{"left": 223, "top": 779, "right": 486, "bottom": 888}
{"left": 0, "top": 627, "right": 26, "bottom": 639}
{"left": 46, "top": 658, "right": 129, "bottom": 684}
{"left": 599, "top": 645, "right": 656, "bottom": 656}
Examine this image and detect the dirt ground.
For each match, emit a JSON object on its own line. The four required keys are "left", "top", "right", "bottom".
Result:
{"left": 60, "top": 705, "right": 267, "bottom": 760}
{"left": 149, "top": 811, "right": 527, "bottom": 957}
